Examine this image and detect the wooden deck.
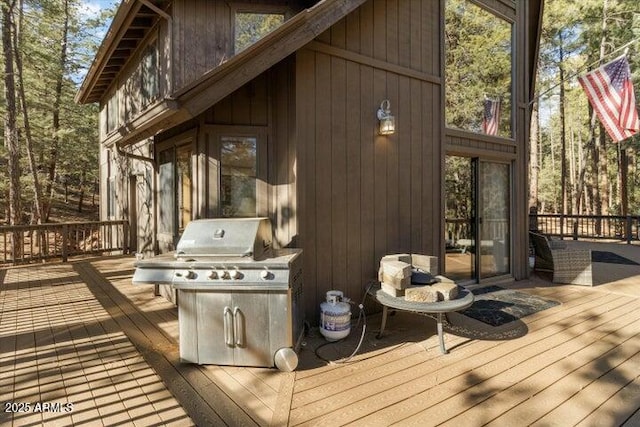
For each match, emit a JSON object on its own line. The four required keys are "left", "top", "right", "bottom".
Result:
{"left": 1, "top": 240, "right": 640, "bottom": 426}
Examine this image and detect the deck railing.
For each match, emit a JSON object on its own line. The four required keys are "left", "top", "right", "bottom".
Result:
{"left": 530, "top": 213, "right": 640, "bottom": 243}
{"left": 0, "top": 220, "right": 130, "bottom": 265}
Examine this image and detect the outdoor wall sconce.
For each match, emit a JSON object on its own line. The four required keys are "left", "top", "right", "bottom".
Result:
{"left": 377, "top": 99, "right": 395, "bottom": 135}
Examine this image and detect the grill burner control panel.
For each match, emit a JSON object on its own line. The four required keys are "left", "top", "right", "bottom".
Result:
{"left": 172, "top": 267, "right": 287, "bottom": 285}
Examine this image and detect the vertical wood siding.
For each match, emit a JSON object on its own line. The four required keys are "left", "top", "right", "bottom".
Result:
{"left": 109, "top": 0, "right": 533, "bottom": 323}
{"left": 270, "top": 57, "right": 298, "bottom": 249}
{"left": 172, "top": 0, "right": 298, "bottom": 90}
{"left": 296, "top": 0, "right": 442, "bottom": 322}
{"left": 198, "top": 59, "right": 297, "bottom": 249}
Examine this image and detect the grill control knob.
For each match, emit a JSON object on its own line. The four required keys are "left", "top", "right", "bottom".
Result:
{"left": 208, "top": 270, "right": 218, "bottom": 280}
{"left": 230, "top": 269, "right": 241, "bottom": 279}
{"left": 261, "top": 270, "right": 272, "bottom": 280}
{"left": 221, "top": 270, "right": 231, "bottom": 280}
{"left": 185, "top": 270, "right": 196, "bottom": 280}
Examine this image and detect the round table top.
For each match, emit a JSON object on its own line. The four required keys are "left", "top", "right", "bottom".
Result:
{"left": 371, "top": 283, "right": 475, "bottom": 314}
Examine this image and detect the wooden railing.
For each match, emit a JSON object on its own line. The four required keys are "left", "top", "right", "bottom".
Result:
{"left": 530, "top": 214, "right": 640, "bottom": 243}
{"left": 445, "top": 218, "right": 509, "bottom": 247}
{"left": 0, "top": 220, "right": 129, "bottom": 265}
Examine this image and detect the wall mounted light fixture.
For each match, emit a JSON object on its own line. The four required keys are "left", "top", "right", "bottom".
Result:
{"left": 376, "top": 99, "right": 395, "bottom": 135}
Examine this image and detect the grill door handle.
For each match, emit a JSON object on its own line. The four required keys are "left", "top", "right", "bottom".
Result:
{"left": 233, "top": 307, "right": 243, "bottom": 347}
{"left": 224, "top": 306, "right": 234, "bottom": 347}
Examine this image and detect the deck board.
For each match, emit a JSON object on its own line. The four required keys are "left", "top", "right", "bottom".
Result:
{"left": 426, "top": 304, "right": 640, "bottom": 426}
{"left": 89, "top": 258, "right": 280, "bottom": 426}
{"left": 290, "top": 288, "right": 640, "bottom": 426}
{"left": 77, "top": 260, "right": 259, "bottom": 427}
{"left": 2, "top": 241, "right": 640, "bottom": 426}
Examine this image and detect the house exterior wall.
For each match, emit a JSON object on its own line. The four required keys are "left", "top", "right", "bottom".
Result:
{"left": 93, "top": 0, "right": 538, "bottom": 325}
{"left": 171, "top": 0, "right": 300, "bottom": 89}
{"left": 99, "top": 21, "right": 171, "bottom": 141}
{"left": 295, "top": 0, "right": 443, "bottom": 321}
{"left": 443, "top": 0, "right": 532, "bottom": 281}
{"left": 148, "top": 58, "right": 297, "bottom": 251}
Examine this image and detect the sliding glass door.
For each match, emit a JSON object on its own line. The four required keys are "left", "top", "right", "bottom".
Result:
{"left": 478, "top": 161, "right": 510, "bottom": 277}
{"left": 445, "top": 156, "right": 510, "bottom": 281}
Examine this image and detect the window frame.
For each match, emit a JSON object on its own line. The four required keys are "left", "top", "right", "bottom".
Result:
{"left": 156, "top": 130, "right": 197, "bottom": 247}
{"left": 206, "top": 125, "right": 269, "bottom": 218}
{"left": 140, "top": 37, "right": 159, "bottom": 107}
{"left": 106, "top": 92, "right": 119, "bottom": 134}
{"left": 231, "top": 3, "right": 290, "bottom": 54}
{"left": 106, "top": 150, "right": 117, "bottom": 219}
{"left": 443, "top": 0, "right": 515, "bottom": 140}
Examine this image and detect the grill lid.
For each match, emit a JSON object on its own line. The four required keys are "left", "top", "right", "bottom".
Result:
{"left": 175, "top": 217, "right": 273, "bottom": 259}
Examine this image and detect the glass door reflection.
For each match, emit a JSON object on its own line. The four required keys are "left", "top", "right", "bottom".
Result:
{"left": 478, "top": 161, "right": 510, "bottom": 278}
{"left": 445, "top": 156, "right": 510, "bottom": 281}
{"left": 444, "top": 156, "right": 476, "bottom": 281}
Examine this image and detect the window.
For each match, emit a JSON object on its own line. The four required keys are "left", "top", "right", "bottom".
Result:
{"left": 445, "top": 0, "right": 513, "bottom": 138}
{"left": 141, "top": 41, "right": 159, "bottom": 106}
{"left": 220, "top": 137, "right": 257, "bottom": 217}
{"left": 106, "top": 94, "right": 119, "bottom": 133}
{"left": 158, "top": 147, "right": 175, "bottom": 235}
{"left": 158, "top": 142, "right": 193, "bottom": 237}
{"left": 123, "top": 39, "right": 158, "bottom": 122}
{"left": 234, "top": 11, "right": 285, "bottom": 53}
{"left": 107, "top": 177, "right": 116, "bottom": 218}
{"left": 176, "top": 144, "right": 192, "bottom": 231}
{"left": 106, "top": 150, "right": 116, "bottom": 218}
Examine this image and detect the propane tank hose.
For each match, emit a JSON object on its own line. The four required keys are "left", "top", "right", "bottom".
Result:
{"left": 314, "top": 283, "right": 374, "bottom": 364}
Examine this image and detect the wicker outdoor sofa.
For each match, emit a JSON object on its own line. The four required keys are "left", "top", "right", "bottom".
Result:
{"left": 529, "top": 231, "right": 593, "bottom": 286}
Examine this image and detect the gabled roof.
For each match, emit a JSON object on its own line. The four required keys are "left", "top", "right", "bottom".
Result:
{"left": 78, "top": 0, "right": 544, "bottom": 148}
{"left": 76, "top": 0, "right": 368, "bottom": 147}
{"left": 76, "top": 0, "right": 167, "bottom": 104}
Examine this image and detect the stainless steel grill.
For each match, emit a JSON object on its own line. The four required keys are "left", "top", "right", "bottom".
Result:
{"left": 133, "top": 218, "right": 304, "bottom": 371}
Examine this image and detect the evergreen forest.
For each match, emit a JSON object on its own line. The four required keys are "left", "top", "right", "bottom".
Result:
{"left": 1, "top": 0, "right": 640, "bottom": 227}
{"left": 533, "top": 0, "right": 640, "bottom": 217}
{"left": 0, "top": 0, "right": 114, "bottom": 225}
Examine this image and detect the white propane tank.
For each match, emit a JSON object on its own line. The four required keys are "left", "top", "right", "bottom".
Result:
{"left": 320, "top": 290, "right": 351, "bottom": 341}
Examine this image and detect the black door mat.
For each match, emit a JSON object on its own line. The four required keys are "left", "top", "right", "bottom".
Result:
{"left": 460, "top": 286, "right": 560, "bottom": 327}
{"left": 591, "top": 251, "right": 639, "bottom": 265}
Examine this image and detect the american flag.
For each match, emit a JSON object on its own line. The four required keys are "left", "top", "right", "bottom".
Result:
{"left": 578, "top": 55, "right": 639, "bottom": 142}
{"left": 482, "top": 97, "right": 500, "bottom": 136}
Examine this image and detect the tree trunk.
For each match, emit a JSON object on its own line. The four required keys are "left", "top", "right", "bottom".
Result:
{"left": 598, "top": 125, "right": 610, "bottom": 214}
{"left": 15, "top": 0, "right": 44, "bottom": 225}
{"left": 78, "top": 170, "right": 86, "bottom": 213}
{"left": 576, "top": 0, "right": 610, "bottom": 233}
{"left": 618, "top": 145, "right": 627, "bottom": 216}
{"left": 92, "top": 178, "right": 97, "bottom": 207}
{"left": 558, "top": 34, "right": 568, "bottom": 236}
{"left": 43, "top": 0, "right": 69, "bottom": 222}
{"left": 3, "top": 0, "right": 23, "bottom": 258}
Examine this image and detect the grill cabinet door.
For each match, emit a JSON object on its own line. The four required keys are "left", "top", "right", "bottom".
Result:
{"left": 231, "top": 290, "right": 272, "bottom": 367}
{"left": 195, "top": 291, "right": 235, "bottom": 365}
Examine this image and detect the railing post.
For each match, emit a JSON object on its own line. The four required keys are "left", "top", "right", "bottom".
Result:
{"left": 62, "top": 224, "right": 68, "bottom": 262}
{"left": 123, "top": 220, "right": 130, "bottom": 255}
{"left": 626, "top": 215, "right": 632, "bottom": 244}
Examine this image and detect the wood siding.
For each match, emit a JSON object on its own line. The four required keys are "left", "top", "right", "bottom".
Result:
{"left": 202, "top": 59, "right": 298, "bottom": 249}
{"left": 99, "top": 20, "right": 171, "bottom": 142}
{"left": 296, "top": 0, "right": 442, "bottom": 322}
{"left": 172, "top": 0, "right": 300, "bottom": 90}
{"left": 151, "top": 59, "right": 298, "bottom": 251}
{"left": 100, "top": 0, "right": 538, "bottom": 323}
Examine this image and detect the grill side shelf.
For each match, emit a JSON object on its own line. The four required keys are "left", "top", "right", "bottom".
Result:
{"left": 132, "top": 268, "right": 175, "bottom": 285}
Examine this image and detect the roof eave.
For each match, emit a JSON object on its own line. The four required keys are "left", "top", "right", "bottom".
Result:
{"left": 112, "top": 0, "right": 368, "bottom": 148}
{"left": 75, "top": 0, "right": 141, "bottom": 104}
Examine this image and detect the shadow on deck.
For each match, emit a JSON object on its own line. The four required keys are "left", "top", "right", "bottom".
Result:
{"left": 1, "top": 240, "right": 640, "bottom": 426}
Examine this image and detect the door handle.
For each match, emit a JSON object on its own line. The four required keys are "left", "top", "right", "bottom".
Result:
{"left": 224, "top": 306, "right": 234, "bottom": 347}
{"left": 233, "top": 307, "right": 243, "bottom": 347}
